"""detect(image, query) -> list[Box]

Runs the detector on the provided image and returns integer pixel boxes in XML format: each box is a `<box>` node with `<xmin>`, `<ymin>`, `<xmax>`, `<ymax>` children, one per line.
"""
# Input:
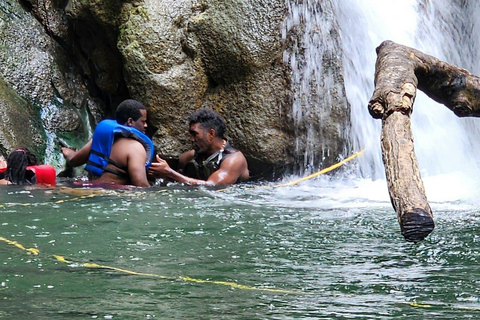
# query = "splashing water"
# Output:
<box><xmin>282</xmin><ymin>0</ymin><xmax>344</xmax><ymax>173</ymax></box>
<box><xmin>333</xmin><ymin>0</ymin><xmax>419</xmax><ymax>180</ymax></box>
<box><xmin>285</xmin><ymin>0</ymin><xmax>480</xmax><ymax>203</ymax></box>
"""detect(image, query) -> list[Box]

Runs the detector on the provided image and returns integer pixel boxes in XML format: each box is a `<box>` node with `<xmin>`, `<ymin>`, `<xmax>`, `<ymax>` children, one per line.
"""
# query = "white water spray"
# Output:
<box><xmin>285</xmin><ymin>0</ymin><xmax>480</xmax><ymax>203</ymax></box>
<box><xmin>333</xmin><ymin>0</ymin><xmax>419</xmax><ymax>180</ymax></box>
<box><xmin>337</xmin><ymin>1</ymin><xmax>480</xmax><ymax>202</ymax></box>
<box><xmin>282</xmin><ymin>0</ymin><xmax>345</xmax><ymax>173</ymax></box>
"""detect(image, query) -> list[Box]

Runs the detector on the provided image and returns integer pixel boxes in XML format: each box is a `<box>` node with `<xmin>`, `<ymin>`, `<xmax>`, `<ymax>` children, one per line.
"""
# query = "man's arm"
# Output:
<box><xmin>149</xmin><ymin>153</ymin><xmax>248</xmax><ymax>186</ymax></box>
<box><xmin>0</xmin><ymin>155</ymin><xmax>6</xmax><ymax>170</ymax></box>
<box><xmin>61</xmin><ymin>140</ymin><xmax>92</xmax><ymax>167</ymax></box>
<box><xmin>205</xmin><ymin>152</ymin><xmax>249</xmax><ymax>185</ymax></box>
<box><xmin>127</xmin><ymin>142</ymin><xmax>151</xmax><ymax>187</ymax></box>
<box><xmin>149</xmin><ymin>157</ymin><xmax>211</xmax><ymax>186</ymax></box>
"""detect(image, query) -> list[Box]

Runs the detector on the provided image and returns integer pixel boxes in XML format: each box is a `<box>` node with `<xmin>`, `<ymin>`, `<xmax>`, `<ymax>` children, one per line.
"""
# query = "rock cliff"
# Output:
<box><xmin>0</xmin><ymin>0</ymin><xmax>349</xmax><ymax>178</ymax></box>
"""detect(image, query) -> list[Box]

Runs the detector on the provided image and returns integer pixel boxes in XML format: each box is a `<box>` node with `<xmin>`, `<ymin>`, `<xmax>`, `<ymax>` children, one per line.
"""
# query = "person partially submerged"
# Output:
<box><xmin>61</xmin><ymin>99</ymin><xmax>154</xmax><ymax>187</ymax></box>
<box><xmin>0</xmin><ymin>148</ymin><xmax>56</xmax><ymax>186</ymax></box>
<box><xmin>149</xmin><ymin>109</ymin><xmax>249</xmax><ymax>186</ymax></box>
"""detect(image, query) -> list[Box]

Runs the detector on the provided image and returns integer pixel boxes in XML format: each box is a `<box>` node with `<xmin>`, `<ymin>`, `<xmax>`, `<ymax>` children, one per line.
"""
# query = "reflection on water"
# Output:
<box><xmin>1</xmin><ymin>180</ymin><xmax>480</xmax><ymax>319</ymax></box>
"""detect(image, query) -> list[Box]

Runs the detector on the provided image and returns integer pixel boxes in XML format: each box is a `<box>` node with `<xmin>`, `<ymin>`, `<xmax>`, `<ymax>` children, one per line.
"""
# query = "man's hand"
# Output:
<box><xmin>61</xmin><ymin>147</ymin><xmax>76</xmax><ymax>162</ymax></box>
<box><xmin>61</xmin><ymin>140</ymin><xmax>92</xmax><ymax>167</ymax></box>
<box><xmin>148</xmin><ymin>155</ymin><xmax>172</xmax><ymax>178</ymax></box>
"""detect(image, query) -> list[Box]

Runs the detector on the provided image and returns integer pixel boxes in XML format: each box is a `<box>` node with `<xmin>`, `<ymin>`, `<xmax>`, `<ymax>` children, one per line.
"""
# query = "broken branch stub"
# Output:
<box><xmin>370</xmin><ymin>40</ymin><xmax>480</xmax><ymax>118</ymax></box>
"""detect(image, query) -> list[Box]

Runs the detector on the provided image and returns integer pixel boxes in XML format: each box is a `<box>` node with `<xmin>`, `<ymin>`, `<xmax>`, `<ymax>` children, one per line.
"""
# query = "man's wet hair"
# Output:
<box><xmin>116</xmin><ymin>99</ymin><xmax>147</xmax><ymax>124</ymax></box>
<box><xmin>188</xmin><ymin>109</ymin><xmax>226</xmax><ymax>138</ymax></box>
<box><xmin>5</xmin><ymin>148</ymin><xmax>38</xmax><ymax>185</ymax></box>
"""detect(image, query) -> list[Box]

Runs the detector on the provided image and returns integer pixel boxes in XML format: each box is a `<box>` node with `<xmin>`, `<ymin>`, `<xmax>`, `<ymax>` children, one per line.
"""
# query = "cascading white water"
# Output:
<box><xmin>41</xmin><ymin>99</ymin><xmax>64</xmax><ymax>167</ymax></box>
<box><xmin>285</xmin><ymin>0</ymin><xmax>480</xmax><ymax>203</ymax></box>
<box><xmin>409</xmin><ymin>1</ymin><xmax>480</xmax><ymax>182</ymax></box>
<box><xmin>282</xmin><ymin>0</ymin><xmax>344</xmax><ymax>173</ymax></box>
<box><xmin>333</xmin><ymin>0</ymin><xmax>420</xmax><ymax>180</ymax></box>
<box><xmin>341</xmin><ymin>1</ymin><xmax>480</xmax><ymax>200</ymax></box>
<box><xmin>41</xmin><ymin>96</ymin><xmax>93</xmax><ymax>170</ymax></box>
<box><xmin>339</xmin><ymin>1</ymin><xmax>480</xmax><ymax>201</ymax></box>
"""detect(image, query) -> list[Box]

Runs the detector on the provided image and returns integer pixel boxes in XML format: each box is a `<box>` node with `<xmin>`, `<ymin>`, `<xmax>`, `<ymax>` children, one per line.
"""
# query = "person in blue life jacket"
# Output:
<box><xmin>61</xmin><ymin>99</ymin><xmax>153</xmax><ymax>187</ymax></box>
<box><xmin>0</xmin><ymin>148</ymin><xmax>56</xmax><ymax>186</ymax></box>
<box><xmin>149</xmin><ymin>109</ymin><xmax>249</xmax><ymax>186</ymax></box>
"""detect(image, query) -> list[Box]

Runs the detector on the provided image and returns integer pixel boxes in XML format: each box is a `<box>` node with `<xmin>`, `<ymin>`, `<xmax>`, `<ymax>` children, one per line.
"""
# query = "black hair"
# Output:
<box><xmin>5</xmin><ymin>148</ymin><xmax>38</xmax><ymax>185</ymax></box>
<box><xmin>115</xmin><ymin>99</ymin><xmax>146</xmax><ymax>125</ymax></box>
<box><xmin>188</xmin><ymin>109</ymin><xmax>226</xmax><ymax>138</ymax></box>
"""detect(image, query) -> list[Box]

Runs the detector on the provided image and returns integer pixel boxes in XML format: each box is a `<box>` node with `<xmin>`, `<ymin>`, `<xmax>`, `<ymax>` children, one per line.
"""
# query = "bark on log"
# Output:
<box><xmin>368</xmin><ymin>40</ymin><xmax>480</xmax><ymax>242</ymax></box>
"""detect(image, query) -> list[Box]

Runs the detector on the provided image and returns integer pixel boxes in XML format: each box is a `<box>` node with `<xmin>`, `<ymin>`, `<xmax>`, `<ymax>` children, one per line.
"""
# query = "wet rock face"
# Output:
<box><xmin>115</xmin><ymin>0</ymin><xmax>296</xmax><ymax>172</ymax></box>
<box><xmin>187</xmin><ymin>0</ymin><xmax>286</xmax><ymax>85</ymax></box>
<box><xmin>0</xmin><ymin>0</ymin><xmax>350</xmax><ymax>177</ymax></box>
<box><xmin>0</xmin><ymin>0</ymin><xmax>55</xmax><ymax>108</ymax></box>
<box><xmin>0</xmin><ymin>0</ymin><xmax>58</xmax><ymax>158</ymax></box>
<box><xmin>0</xmin><ymin>77</ymin><xmax>45</xmax><ymax>157</ymax></box>
<box><xmin>0</xmin><ymin>0</ymin><xmax>102</xmax><ymax>159</ymax></box>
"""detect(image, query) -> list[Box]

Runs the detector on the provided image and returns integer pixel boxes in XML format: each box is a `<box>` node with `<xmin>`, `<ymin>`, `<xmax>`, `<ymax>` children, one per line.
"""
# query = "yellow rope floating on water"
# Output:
<box><xmin>1</xmin><ymin>236</ymin><xmax>303</xmax><ymax>294</ymax></box>
<box><xmin>273</xmin><ymin>149</ymin><xmax>365</xmax><ymax>188</ymax></box>
<box><xmin>0</xmin><ymin>150</ymin><xmax>365</xmax><ymax>205</ymax></box>
<box><xmin>0</xmin><ymin>193</ymin><xmax>98</xmax><ymax>209</ymax></box>
<box><xmin>0</xmin><ymin>187</ymin><xmax>167</xmax><ymax>209</ymax></box>
<box><xmin>0</xmin><ymin>149</ymin><xmax>364</xmax><ymax>294</ymax></box>
<box><xmin>0</xmin><ymin>237</ymin><xmax>39</xmax><ymax>255</ymax></box>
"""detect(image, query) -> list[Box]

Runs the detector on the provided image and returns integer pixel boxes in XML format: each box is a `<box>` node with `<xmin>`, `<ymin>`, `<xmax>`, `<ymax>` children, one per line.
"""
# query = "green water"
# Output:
<box><xmin>1</xmin><ymin>180</ymin><xmax>480</xmax><ymax>319</ymax></box>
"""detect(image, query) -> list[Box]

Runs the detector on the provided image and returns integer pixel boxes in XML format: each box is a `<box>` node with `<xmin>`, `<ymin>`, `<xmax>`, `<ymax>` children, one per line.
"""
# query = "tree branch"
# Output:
<box><xmin>366</xmin><ymin>40</ymin><xmax>480</xmax><ymax>241</ymax></box>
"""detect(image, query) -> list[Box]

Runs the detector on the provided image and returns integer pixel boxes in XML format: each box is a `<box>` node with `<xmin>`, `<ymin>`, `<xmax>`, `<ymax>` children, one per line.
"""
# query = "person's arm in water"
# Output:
<box><xmin>61</xmin><ymin>140</ymin><xmax>92</xmax><ymax>167</ymax></box>
<box><xmin>149</xmin><ymin>153</ymin><xmax>249</xmax><ymax>186</ymax></box>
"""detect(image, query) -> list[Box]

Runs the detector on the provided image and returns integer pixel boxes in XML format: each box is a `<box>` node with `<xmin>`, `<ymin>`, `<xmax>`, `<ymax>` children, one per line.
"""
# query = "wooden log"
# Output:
<box><xmin>369</xmin><ymin>40</ymin><xmax>480</xmax><ymax>120</ymax></box>
<box><xmin>381</xmin><ymin>110</ymin><xmax>434</xmax><ymax>242</ymax></box>
<box><xmin>367</xmin><ymin>40</ymin><xmax>480</xmax><ymax>242</ymax></box>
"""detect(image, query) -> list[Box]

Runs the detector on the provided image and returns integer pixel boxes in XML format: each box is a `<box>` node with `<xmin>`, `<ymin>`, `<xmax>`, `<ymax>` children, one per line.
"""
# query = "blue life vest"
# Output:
<box><xmin>84</xmin><ymin>120</ymin><xmax>154</xmax><ymax>177</ymax></box>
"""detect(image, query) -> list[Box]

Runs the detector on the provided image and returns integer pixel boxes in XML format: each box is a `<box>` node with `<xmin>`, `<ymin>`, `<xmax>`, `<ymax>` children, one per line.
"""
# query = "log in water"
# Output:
<box><xmin>369</xmin><ymin>40</ymin><xmax>480</xmax><ymax>242</ymax></box>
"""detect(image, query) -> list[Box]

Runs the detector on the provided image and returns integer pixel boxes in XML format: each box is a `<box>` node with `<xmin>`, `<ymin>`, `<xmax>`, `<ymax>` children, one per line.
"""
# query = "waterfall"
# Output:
<box><xmin>336</xmin><ymin>1</ymin><xmax>480</xmax><ymax>191</ymax></box>
<box><xmin>285</xmin><ymin>0</ymin><xmax>480</xmax><ymax>200</ymax></box>
<box><xmin>410</xmin><ymin>1</ymin><xmax>480</xmax><ymax>180</ymax></box>
<box><xmin>333</xmin><ymin>0</ymin><xmax>420</xmax><ymax>180</ymax></box>
<box><xmin>282</xmin><ymin>0</ymin><xmax>346</xmax><ymax>174</ymax></box>
<box><xmin>41</xmin><ymin>101</ymin><xmax>62</xmax><ymax>166</ymax></box>
<box><xmin>41</xmin><ymin>96</ymin><xmax>93</xmax><ymax>171</ymax></box>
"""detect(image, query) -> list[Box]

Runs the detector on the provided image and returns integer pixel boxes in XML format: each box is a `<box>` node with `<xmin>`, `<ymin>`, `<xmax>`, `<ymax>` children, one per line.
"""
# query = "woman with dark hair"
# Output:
<box><xmin>0</xmin><ymin>149</ymin><xmax>56</xmax><ymax>186</ymax></box>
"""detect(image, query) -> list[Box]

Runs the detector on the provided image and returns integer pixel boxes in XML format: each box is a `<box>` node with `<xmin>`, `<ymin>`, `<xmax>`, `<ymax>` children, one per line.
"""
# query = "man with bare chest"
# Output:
<box><xmin>62</xmin><ymin>99</ymin><xmax>154</xmax><ymax>187</ymax></box>
<box><xmin>149</xmin><ymin>109</ymin><xmax>249</xmax><ymax>186</ymax></box>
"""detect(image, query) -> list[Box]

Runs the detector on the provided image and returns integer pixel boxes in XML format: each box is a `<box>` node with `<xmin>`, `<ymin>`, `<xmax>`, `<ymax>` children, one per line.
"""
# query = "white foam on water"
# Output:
<box><xmin>331</xmin><ymin>0</ymin><xmax>480</xmax><ymax>205</ymax></box>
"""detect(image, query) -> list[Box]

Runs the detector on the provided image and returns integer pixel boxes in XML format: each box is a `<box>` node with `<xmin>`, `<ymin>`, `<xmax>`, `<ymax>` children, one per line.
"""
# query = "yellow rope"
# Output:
<box><xmin>0</xmin><ymin>150</ymin><xmax>364</xmax><ymax>294</ymax></box>
<box><xmin>0</xmin><ymin>150</ymin><xmax>365</xmax><ymax>203</ymax></box>
<box><xmin>0</xmin><ymin>237</ymin><xmax>39</xmax><ymax>255</ymax></box>
<box><xmin>273</xmin><ymin>149</ymin><xmax>365</xmax><ymax>188</ymax></box>
<box><xmin>2</xmin><ymin>236</ymin><xmax>303</xmax><ymax>294</ymax></box>
<box><xmin>0</xmin><ymin>193</ymin><xmax>98</xmax><ymax>209</ymax></box>
<box><xmin>215</xmin><ymin>149</ymin><xmax>365</xmax><ymax>192</ymax></box>
<box><xmin>0</xmin><ymin>188</ymin><xmax>168</xmax><ymax>208</ymax></box>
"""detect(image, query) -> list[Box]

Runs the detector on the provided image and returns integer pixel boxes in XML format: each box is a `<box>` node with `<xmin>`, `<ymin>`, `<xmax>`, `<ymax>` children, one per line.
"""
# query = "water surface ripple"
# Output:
<box><xmin>1</xmin><ymin>183</ymin><xmax>479</xmax><ymax>319</ymax></box>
